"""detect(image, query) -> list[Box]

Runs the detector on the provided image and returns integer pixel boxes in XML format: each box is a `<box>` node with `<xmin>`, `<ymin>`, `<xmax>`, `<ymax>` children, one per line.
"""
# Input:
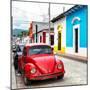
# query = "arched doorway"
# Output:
<box><xmin>57</xmin><ymin>24</ymin><xmax>63</xmax><ymax>51</ymax></box>
<box><xmin>72</xmin><ymin>17</ymin><xmax>80</xmax><ymax>53</ymax></box>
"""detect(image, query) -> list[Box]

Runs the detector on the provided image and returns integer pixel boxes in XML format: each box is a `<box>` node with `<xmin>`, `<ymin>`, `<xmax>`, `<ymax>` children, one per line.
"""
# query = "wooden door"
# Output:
<box><xmin>58</xmin><ymin>32</ymin><xmax>61</xmax><ymax>50</ymax></box>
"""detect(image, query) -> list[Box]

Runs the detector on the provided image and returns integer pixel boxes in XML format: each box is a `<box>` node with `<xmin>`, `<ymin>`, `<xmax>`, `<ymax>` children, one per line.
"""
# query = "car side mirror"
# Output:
<box><xmin>51</xmin><ymin>47</ymin><xmax>53</xmax><ymax>51</ymax></box>
<box><xmin>23</xmin><ymin>51</ymin><xmax>27</xmax><ymax>56</ymax></box>
<box><xmin>51</xmin><ymin>47</ymin><xmax>54</xmax><ymax>54</ymax></box>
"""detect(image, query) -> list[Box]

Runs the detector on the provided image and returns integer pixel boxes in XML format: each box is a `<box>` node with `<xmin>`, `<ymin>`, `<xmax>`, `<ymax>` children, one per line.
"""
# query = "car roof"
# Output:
<box><xmin>25</xmin><ymin>43</ymin><xmax>51</xmax><ymax>47</ymax></box>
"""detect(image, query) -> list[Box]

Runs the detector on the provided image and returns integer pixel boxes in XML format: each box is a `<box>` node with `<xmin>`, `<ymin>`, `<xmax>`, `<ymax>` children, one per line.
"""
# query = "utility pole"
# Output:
<box><xmin>48</xmin><ymin>2</ymin><xmax>51</xmax><ymax>45</ymax></box>
<box><xmin>63</xmin><ymin>6</ymin><xmax>65</xmax><ymax>12</ymax></box>
<box><xmin>36</xmin><ymin>24</ymin><xmax>38</xmax><ymax>43</ymax></box>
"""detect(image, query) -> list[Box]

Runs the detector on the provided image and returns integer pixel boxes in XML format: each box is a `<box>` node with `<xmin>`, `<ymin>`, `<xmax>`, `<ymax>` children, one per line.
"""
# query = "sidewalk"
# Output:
<box><xmin>56</xmin><ymin>52</ymin><xmax>88</xmax><ymax>63</ymax></box>
<box><xmin>11</xmin><ymin>56</ymin><xmax>17</xmax><ymax>89</ymax></box>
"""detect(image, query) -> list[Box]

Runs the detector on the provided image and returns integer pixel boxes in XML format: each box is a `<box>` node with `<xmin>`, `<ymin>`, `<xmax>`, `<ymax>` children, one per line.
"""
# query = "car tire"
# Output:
<box><xmin>13</xmin><ymin>55</ymin><xmax>18</xmax><ymax>70</ymax></box>
<box><xmin>24</xmin><ymin>77</ymin><xmax>30</xmax><ymax>85</ymax></box>
<box><xmin>57</xmin><ymin>74</ymin><xmax>64</xmax><ymax>79</ymax></box>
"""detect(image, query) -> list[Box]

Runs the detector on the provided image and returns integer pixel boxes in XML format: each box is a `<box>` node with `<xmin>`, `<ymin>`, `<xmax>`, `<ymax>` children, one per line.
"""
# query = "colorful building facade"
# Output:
<box><xmin>52</xmin><ymin>5</ymin><xmax>88</xmax><ymax>57</ymax></box>
<box><xmin>30</xmin><ymin>21</ymin><xmax>54</xmax><ymax>46</ymax></box>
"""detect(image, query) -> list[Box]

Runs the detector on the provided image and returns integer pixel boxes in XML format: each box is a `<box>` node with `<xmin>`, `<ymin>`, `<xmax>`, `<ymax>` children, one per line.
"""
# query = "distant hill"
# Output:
<box><xmin>12</xmin><ymin>28</ymin><xmax>28</xmax><ymax>37</ymax></box>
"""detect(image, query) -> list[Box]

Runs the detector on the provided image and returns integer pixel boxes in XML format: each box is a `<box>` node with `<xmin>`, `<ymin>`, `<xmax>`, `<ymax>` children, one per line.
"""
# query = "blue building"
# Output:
<box><xmin>52</xmin><ymin>5</ymin><xmax>88</xmax><ymax>57</ymax></box>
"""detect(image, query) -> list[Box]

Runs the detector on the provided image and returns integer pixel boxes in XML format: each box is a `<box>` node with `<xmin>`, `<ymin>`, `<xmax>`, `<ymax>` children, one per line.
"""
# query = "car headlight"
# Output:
<box><xmin>57</xmin><ymin>64</ymin><xmax>62</xmax><ymax>69</ymax></box>
<box><xmin>30</xmin><ymin>68</ymin><xmax>36</xmax><ymax>74</ymax></box>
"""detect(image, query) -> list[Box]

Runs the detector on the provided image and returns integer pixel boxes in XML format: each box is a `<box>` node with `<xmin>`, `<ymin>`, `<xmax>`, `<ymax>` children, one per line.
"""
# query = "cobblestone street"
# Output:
<box><xmin>12</xmin><ymin>56</ymin><xmax>87</xmax><ymax>89</ymax></box>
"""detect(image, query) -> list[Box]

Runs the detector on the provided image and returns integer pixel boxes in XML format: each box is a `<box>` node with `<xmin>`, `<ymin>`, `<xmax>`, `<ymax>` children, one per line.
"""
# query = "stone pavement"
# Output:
<box><xmin>56</xmin><ymin>53</ymin><xmax>88</xmax><ymax>63</ymax></box>
<box><xmin>15</xmin><ymin>57</ymin><xmax>87</xmax><ymax>89</ymax></box>
<box><xmin>11</xmin><ymin>52</ymin><xmax>87</xmax><ymax>89</ymax></box>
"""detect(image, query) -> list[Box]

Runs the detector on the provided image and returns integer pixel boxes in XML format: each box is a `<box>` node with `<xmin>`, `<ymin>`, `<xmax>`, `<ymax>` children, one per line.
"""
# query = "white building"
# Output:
<box><xmin>52</xmin><ymin>17</ymin><xmax>66</xmax><ymax>53</ymax></box>
<box><xmin>31</xmin><ymin>21</ymin><xmax>54</xmax><ymax>46</ymax></box>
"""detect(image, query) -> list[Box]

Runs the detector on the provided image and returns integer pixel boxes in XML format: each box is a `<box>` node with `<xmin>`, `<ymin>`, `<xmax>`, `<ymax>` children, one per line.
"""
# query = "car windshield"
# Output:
<box><xmin>29</xmin><ymin>45</ymin><xmax>52</xmax><ymax>55</ymax></box>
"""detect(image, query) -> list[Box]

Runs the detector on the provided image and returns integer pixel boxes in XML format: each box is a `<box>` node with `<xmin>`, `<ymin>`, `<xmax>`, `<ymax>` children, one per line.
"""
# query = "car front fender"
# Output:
<box><xmin>24</xmin><ymin>63</ymin><xmax>35</xmax><ymax>74</ymax></box>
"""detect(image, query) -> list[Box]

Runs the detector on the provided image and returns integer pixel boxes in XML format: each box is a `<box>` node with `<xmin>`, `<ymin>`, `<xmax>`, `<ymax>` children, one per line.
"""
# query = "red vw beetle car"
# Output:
<box><xmin>18</xmin><ymin>43</ymin><xmax>65</xmax><ymax>85</ymax></box>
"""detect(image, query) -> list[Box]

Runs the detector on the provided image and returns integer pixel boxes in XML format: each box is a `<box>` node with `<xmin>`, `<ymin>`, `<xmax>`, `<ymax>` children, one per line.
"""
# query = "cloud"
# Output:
<box><xmin>12</xmin><ymin>1</ymin><xmax>74</xmax><ymax>30</ymax></box>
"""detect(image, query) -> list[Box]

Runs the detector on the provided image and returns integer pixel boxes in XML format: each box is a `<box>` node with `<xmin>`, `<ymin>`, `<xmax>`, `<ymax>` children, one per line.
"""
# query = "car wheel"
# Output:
<box><xmin>14</xmin><ymin>60</ymin><xmax>18</xmax><ymax>70</ymax></box>
<box><xmin>57</xmin><ymin>74</ymin><xmax>64</xmax><ymax>79</ymax></box>
<box><xmin>24</xmin><ymin>77</ymin><xmax>30</xmax><ymax>85</ymax></box>
<box><xmin>13</xmin><ymin>55</ymin><xmax>18</xmax><ymax>70</ymax></box>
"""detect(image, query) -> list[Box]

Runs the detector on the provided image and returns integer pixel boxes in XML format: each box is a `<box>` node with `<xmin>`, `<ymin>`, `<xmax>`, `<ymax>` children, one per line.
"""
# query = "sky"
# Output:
<box><xmin>12</xmin><ymin>1</ymin><xmax>74</xmax><ymax>30</ymax></box>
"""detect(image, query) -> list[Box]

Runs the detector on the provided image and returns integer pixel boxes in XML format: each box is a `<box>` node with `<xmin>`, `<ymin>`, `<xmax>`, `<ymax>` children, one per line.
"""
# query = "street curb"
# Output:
<box><xmin>12</xmin><ymin>65</ymin><xmax>17</xmax><ymax>89</ymax></box>
<box><xmin>12</xmin><ymin>56</ymin><xmax>17</xmax><ymax>89</ymax></box>
<box><xmin>56</xmin><ymin>53</ymin><xmax>88</xmax><ymax>63</ymax></box>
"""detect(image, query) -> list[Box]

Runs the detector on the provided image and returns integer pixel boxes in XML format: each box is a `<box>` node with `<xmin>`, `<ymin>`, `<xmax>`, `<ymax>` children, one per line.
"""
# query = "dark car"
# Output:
<box><xmin>13</xmin><ymin>43</ymin><xmax>24</xmax><ymax>70</ymax></box>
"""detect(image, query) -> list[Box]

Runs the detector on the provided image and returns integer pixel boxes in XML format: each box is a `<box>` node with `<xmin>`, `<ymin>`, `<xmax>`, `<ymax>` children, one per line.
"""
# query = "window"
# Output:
<box><xmin>29</xmin><ymin>45</ymin><xmax>52</xmax><ymax>55</ymax></box>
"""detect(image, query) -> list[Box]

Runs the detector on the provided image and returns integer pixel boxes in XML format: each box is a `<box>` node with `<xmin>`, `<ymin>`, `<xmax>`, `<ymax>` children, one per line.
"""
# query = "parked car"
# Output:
<box><xmin>12</xmin><ymin>43</ymin><xmax>17</xmax><ymax>53</ymax></box>
<box><xmin>18</xmin><ymin>43</ymin><xmax>65</xmax><ymax>85</ymax></box>
<box><xmin>13</xmin><ymin>43</ymin><xmax>24</xmax><ymax>70</ymax></box>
